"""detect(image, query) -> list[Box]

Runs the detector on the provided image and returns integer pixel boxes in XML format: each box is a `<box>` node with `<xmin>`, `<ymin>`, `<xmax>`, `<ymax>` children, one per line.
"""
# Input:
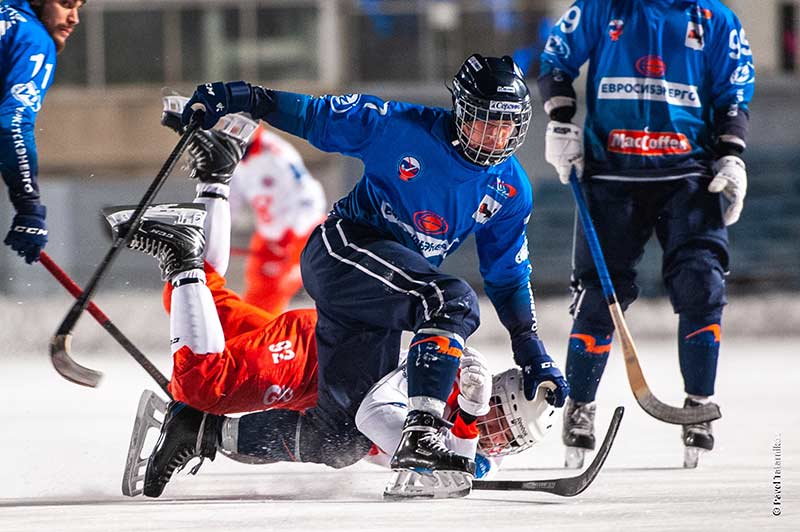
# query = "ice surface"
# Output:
<box><xmin>1</xmin><ymin>335</ymin><xmax>796</xmax><ymax>532</ymax></box>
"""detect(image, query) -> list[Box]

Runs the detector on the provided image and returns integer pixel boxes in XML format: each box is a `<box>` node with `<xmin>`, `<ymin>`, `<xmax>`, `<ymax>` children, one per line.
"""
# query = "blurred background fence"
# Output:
<box><xmin>1</xmin><ymin>0</ymin><xmax>799</xmax><ymax>301</ymax></box>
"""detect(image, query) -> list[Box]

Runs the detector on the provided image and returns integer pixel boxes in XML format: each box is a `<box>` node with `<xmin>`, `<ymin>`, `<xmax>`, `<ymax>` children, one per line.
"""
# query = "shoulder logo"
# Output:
<box><xmin>489</xmin><ymin>178</ymin><xmax>517</xmax><ymax>198</ymax></box>
<box><xmin>398</xmin><ymin>156</ymin><xmax>422</xmax><ymax>181</ymax></box>
<box><xmin>473</xmin><ymin>195</ymin><xmax>503</xmax><ymax>224</ymax></box>
<box><xmin>330</xmin><ymin>94</ymin><xmax>361</xmax><ymax>113</ymax></box>
<box><xmin>685</xmin><ymin>21</ymin><xmax>705</xmax><ymax>50</ymax></box>
<box><xmin>608</xmin><ymin>19</ymin><xmax>624</xmax><ymax>41</ymax></box>
<box><xmin>413</xmin><ymin>211</ymin><xmax>449</xmax><ymax>235</ymax></box>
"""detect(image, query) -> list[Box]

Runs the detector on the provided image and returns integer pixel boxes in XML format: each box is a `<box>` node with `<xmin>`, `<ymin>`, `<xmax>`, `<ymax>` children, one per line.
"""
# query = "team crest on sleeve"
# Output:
<box><xmin>11</xmin><ymin>82</ymin><xmax>42</xmax><ymax>111</ymax></box>
<box><xmin>473</xmin><ymin>195</ymin><xmax>503</xmax><ymax>224</ymax></box>
<box><xmin>330</xmin><ymin>94</ymin><xmax>361</xmax><ymax>113</ymax></box>
<box><xmin>608</xmin><ymin>19</ymin><xmax>624</xmax><ymax>41</ymax></box>
<box><xmin>398</xmin><ymin>156</ymin><xmax>422</xmax><ymax>181</ymax></box>
<box><xmin>544</xmin><ymin>35</ymin><xmax>570</xmax><ymax>59</ymax></box>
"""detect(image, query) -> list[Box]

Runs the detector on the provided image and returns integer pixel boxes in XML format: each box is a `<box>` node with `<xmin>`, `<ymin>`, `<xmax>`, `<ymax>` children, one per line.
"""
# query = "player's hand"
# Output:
<box><xmin>181</xmin><ymin>81</ymin><xmax>254</xmax><ymax>129</ymax></box>
<box><xmin>709</xmin><ymin>155</ymin><xmax>747</xmax><ymax>226</ymax></box>
<box><xmin>4</xmin><ymin>205</ymin><xmax>47</xmax><ymax>264</ymax></box>
<box><xmin>545</xmin><ymin>120</ymin><xmax>583</xmax><ymax>184</ymax></box>
<box><xmin>514</xmin><ymin>338</ymin><xmax>569</xmax><ymax>407</ymax></box>
<box><xmin>457</xmin><ymin>346</ymin><xmax>491</xmax><ymax>416</ymax></box>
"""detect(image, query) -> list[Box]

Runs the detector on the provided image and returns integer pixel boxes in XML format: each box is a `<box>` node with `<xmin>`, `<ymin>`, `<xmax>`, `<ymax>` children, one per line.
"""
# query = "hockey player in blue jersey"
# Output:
<box><xmin>1</xmin><ymin>0</ymin><xmax>84</xmax><ymax>264</ymax></box>
<box><xmin>148</xmin><ymin>54</ymin><xmax>569</xmax><ymax>499</ymax></box>
<box><xmin>537</xmin><ymin>0</ymin><xmax>754</xmax><ymax>468</ymax></box>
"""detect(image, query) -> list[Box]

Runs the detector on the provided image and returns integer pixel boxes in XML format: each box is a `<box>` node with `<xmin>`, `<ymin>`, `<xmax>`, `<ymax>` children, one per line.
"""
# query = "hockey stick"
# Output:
<box><xmin>40</xmin><ymin>252</ymin><xmax>172</xmax><ymax>396</ymax></box>
<box><xmin>568</xmin><ymin>167</ymin><xmax>721</xmax><ymax>425</ymax></box>
<box><xmin>49</xmin><ymin>114</ymin><xmax>202</xmax><ymax>388</ymax></box>
<box><xmin>474</xmin><ymin>406</ymin><xmax>624</xmax><ymax>496</ymax></box>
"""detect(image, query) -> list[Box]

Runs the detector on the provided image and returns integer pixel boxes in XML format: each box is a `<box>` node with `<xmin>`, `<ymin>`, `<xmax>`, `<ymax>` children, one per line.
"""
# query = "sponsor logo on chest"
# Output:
<box><xmin>607</xmin><ymin>129</ymin><xmax>691</xmax><ymax>156</ymax></box>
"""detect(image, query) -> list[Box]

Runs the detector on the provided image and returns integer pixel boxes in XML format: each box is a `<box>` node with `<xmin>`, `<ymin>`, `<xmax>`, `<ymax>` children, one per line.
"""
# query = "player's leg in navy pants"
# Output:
<box><xmin>236</xmin><ymin>216</ymin><xmax>479</xmax><ymax>467</ymax></box>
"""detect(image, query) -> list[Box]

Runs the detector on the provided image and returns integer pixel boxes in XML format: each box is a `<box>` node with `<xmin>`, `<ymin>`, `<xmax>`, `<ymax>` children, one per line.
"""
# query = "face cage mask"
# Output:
<box><xmin>476</xmin><ymin>396</ymin><xmax>534</xmax><ymax>457</ymax></box>
<box><xmin>454</xmin><ymin>98</ymin><xmax>531</xmax><ymax>166</ymax></box>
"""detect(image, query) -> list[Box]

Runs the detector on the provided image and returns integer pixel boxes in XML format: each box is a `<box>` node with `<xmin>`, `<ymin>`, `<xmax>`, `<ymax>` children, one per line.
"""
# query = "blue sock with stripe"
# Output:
<box><xmin>406</xmin><ymin>330</ymin><xmax>463</xmax><ymax>409</ymax></box>
<box><xmin>565</xmin><ymin>329</ymin><xmax>613</xmax><ymax>403</ymax></box>
<box><xmin>679</xmin><ymin>312</ymin><xmax>722</xmax><ymax>397</ymax></box>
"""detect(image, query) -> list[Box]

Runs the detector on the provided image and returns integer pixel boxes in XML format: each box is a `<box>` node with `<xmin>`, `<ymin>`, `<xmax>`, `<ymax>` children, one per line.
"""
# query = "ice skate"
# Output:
<box><xmin>142</xmin><ymin>401</ymin><xmax>222</xmax><ymax>498</ymax></box>
<box><xmin>162</xmin><ymin>91</ymin><xmax>257</xmax><ymax>184</ymax></box>
<box><xmin>682</xmin><ymin>397</ymin><xmax>715</xmax><ymax>468</ymax></box>
<box><xmin>563</xmin><ymin>398</ymin><xmax>596</xmax><ymax>469</ymax></box>
<box><xmin>385</xmin><ymin>410</ymin><xmax>475</xmax><ymax>499</ymax></box>
<box><xmin>103</xmin><ymin>203</ymin><xmax>206</xmax><ymax>280</ymax></box>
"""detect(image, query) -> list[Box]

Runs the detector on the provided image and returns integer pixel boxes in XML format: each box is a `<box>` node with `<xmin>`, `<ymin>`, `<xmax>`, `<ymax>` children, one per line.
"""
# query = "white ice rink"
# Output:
<box><xmin>0</xmin><ymin>294</ymin><xmax>796</xmax><ymax>531</ymax></box>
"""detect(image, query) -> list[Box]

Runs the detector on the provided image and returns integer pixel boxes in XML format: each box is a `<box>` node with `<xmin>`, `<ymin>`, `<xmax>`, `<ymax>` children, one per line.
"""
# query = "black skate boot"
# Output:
<box><xmin>143</xmin><ymin>401</ymin><xmax>222</xmax><ymax>498</ymax></box>
<box><xmin>162</xmin><ymin>92</ymin><xmax>257</xmax><ymax>184</ymax></box>
<box><xmin>385</xmin><ymin>410</ymin><xmax>475</xmax><ymax>499</ymax></box>
<box><xmin>682</xmin><ymin>397</ymin><xmax>715</xmax><ymax>468</ymax></box>
<box><xmin>563</xmin><ymin>398</ymin><xmax>596</xmax><ymax>469</ymax></box>
<box><xmin>103</xmin><ymin>203</ymin><xmax>206</xmax><ymax>280</ymax></box>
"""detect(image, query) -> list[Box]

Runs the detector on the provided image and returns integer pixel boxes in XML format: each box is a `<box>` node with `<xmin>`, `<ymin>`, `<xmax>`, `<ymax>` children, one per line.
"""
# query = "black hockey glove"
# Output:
<box><xmin>4</xmin><ymin>204</ymin><xmax>47</xmax><ymax>264</ymax></box>
<box><xmin>513</xmin><ymin>337</ymin><xmax>569</xmax><ymax>407</ymax></box>
<box><xmin>162</xmin><ymin>93</ymin><xmax>255</xmax><ymax>184</ymax></box>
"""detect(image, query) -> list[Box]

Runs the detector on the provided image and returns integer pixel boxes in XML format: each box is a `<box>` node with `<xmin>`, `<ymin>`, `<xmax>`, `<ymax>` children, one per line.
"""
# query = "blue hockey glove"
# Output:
<box><xmin>182</xmin><ymin>81</ymin><xmax>255</xmax><ymax>129</ymax></box>
<box><xmin>514</xmin><ymin>337</ymin><xmax>569</xmax><ymax>407</ymax></box>
<box><xmin>4</xmin><ymin>205</ymin><xmax>48</xmax><ymax>264</ymax></box>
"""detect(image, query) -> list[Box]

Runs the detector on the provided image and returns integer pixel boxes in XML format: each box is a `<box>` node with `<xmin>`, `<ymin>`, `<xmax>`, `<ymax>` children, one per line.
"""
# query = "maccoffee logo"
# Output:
<box><xmin>635</xmin><ymin>55</ymin><xmax>666</xmax><ymax>77</ymax></box>
<box><xmin>607</xmin><ymin>129</ymin><xmax>691</xmax><ymax>156</ymax></box>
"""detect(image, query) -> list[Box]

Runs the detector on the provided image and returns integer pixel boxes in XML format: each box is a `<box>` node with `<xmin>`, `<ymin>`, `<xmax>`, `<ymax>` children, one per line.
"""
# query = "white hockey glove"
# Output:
<box><xmin>545</xmin><ymin>120</ymin><xmax>584</xmax><ymax>184</ymax></box>
<box><xmin>457</xmin><ymin>347</ymin><xmax>491</xmax><ymax>417</ymax></box>
<box><xmin>709</xmin><ymin>155</ymin><xmax>747</xmax><ymax>226</ymax></box>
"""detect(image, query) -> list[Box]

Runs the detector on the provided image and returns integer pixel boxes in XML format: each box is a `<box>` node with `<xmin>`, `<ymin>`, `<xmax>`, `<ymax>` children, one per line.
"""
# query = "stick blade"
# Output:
<box><xmin>635</xmin><ymin>391</ymin><xmax>721</xmax><ymax>425</ymax></box>
<box><xmin>49</xmin><ymin>334</ymin><xmax>103</xmax><ymax>388</ymax></box>
<box><xmin>473</xmin><ymin>406</ymin><xmax>624</xmax><ymax>497</ymax></box>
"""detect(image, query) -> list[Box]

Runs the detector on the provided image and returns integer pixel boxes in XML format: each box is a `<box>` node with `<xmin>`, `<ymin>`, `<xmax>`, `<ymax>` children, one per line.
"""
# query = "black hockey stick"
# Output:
<box><xmin>49</xmin><ymin>113</ymin><xmax>202</xmax><ymax>388</ymax></box>
<box><xmin>473</xmin><ymin>406</ymin><xmax>624</xmax><ymax>496</ymax></box>
<box><xmin>40</xmin><ymin>252</ymin><xmax>172</xmax><ymax>396</ymax></box>
<box><xmin>568</xmin><ymin>167</ymin><xmax>721</xmax><ymax>425</ymax></box>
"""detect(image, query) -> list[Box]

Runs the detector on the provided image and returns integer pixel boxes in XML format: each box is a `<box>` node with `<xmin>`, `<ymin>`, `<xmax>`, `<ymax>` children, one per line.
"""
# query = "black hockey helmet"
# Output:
<box><xmin>450</xmin><ymin>54</ymin><xmax>532</xmax><ymax>166</ymax></box>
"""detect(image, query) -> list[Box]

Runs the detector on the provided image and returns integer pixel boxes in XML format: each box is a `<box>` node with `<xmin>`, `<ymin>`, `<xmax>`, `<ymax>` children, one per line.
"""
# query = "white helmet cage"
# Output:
<box><xmin>476</xmin><ymin>368</ymin><xmax>556</xmax><ymax>457</ymax></box>
<box><xmin>451</xmin><ymin>54</ymin><xmax>532</xmax><ymax>166</ymax></box>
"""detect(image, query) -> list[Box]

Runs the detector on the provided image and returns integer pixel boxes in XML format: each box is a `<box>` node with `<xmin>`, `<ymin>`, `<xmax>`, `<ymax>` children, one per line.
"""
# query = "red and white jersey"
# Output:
<box><xmin>230</xmin><ymin>127</ymin><xmax>327</xmax><ymax>242</ymax></box>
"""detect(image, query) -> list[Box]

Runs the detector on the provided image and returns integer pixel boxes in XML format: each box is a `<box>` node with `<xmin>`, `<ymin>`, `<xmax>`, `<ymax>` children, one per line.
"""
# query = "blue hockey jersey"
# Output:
<box><xmin>264</xmin><ymin>91</ymin><xmax>540</xmax><ymax>339</ymax></box>
<box><xmin>539</xmin><ymin>0</ymin><xmax>755</xmax><ymax>180</ymax></box>
<box><xmin>0</xmin><ymin>0</ymin><xmax>56</xmax><ymax>211</ymax></box>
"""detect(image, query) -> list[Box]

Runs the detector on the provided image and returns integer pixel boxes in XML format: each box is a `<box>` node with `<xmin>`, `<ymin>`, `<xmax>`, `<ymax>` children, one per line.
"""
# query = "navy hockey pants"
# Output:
<box><xmin>237</xmin><ymin>216</ymin><xmax>480</xmax><ymax>467</ymax></box>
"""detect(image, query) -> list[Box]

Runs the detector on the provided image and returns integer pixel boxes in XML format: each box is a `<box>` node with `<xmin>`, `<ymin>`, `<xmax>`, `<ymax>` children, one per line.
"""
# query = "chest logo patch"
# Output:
<box><xmin>413</xmin><ymin>211</ymin><xmax>448</xmax><ymax>235</ymax></box>
<box><xmin>398</xmin><ymin>156</ymin><xmax>422</xmax><ymax>181</ymax></box>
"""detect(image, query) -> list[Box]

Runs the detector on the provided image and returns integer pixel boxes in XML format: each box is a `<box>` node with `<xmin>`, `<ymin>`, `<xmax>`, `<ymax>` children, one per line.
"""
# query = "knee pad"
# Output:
<box><xmin>664</xmin><ymin>247</ymin><xmax>727</xmax><ymax>314</ymax></box>
<box><xmin>427</xmin><ymin>277</ymin><xmax>480</xmax><ymax>339</ymax></box>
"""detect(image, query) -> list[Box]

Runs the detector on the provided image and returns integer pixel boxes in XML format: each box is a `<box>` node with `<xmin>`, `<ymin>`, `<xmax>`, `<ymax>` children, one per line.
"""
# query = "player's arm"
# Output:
<box><xmin>178</xmin><ymin>82</ymin><xmax>389</xmax><ymax>159</ymax></box>
<box><xmin>705</xmin><ymin>11</ymin><xmax>755</xmax><ymax>225</ymax></box>
<box><xmin>537</xmin><ymin>0</ymin><xmax>605</xmax><ymax>182</ymax></box>
<box><xmin>0</xmin><ymin>28</ymin><xmax>56</xmax><ymax>263</ymax></box>
<box><xmin>476</xmin><ymin>192</ymin><xmax>569</xmax><ymax>407</ymax></box>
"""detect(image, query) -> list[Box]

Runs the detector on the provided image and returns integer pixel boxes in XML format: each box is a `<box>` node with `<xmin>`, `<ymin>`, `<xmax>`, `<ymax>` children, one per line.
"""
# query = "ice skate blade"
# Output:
<box><xmin>683</xmin><ymin>446</ymin><xmax>707</xmax><ymax>469</ymax></box>
<box><xmin>383</xmin><ymin>469</ymin><xmax>472</xmax><ymax>500</ymax></box>
<box><xmin>122</xmin><ymin>390</ymin><xmax>168</xmax><ymax>496</ymax></box>
<box><xmin>565</xmin><ymin>446</ymin><xmax>587</xmax><ymax>469</ymax></box>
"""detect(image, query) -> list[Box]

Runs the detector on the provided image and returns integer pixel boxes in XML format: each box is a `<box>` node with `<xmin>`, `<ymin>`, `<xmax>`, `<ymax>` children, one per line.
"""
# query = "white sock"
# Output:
<box><xmin>195</xmin><ymin>183</ymin><xmax>231</xmax><ymax>276</ymax></box>
<box><xmin>408</xmin><ymin>396</ymin><xmax>446</xmax><ymax>418</ymax></box>
<box><xmin>170</xmin><ymin>269</ymin><xmax>225</xmax><ymax>355</ymax></box>
<box><xmin>688</xmin><ymin>394</ymin><xmax>711</xmax><ymax>404</ymax></box>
